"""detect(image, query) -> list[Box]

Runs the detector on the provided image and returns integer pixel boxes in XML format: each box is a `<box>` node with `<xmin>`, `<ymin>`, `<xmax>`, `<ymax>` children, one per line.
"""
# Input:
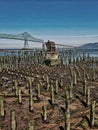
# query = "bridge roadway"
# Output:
<box><xmin>0</xmin><ymin>32</ymin><xmax>76</xmax><ymax>49</ymax></box>
<box><xmin>0</xmin><ymin>32</ymin><xmax>44</xmax><ymax>48</ymax></box>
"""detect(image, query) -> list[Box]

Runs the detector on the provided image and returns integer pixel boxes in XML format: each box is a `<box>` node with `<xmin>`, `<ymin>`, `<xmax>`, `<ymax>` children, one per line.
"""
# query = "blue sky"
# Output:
<box><xmin>0</xmin><ymin>0</ymin><xmax>98</xmax><ymax>48</ymax></box>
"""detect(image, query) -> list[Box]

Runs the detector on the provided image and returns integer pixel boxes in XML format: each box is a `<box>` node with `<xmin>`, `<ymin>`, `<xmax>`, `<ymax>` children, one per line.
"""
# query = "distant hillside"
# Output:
<box><xmin>79</xmin><ymin>42</ymin><xmax>98</xmax><ymax>49</ymax></box>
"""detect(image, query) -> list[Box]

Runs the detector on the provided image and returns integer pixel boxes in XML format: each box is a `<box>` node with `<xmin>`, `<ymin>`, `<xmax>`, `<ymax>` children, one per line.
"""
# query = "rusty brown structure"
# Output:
<box><xmin>44</xmin><ymin>40</ymin><xmax>59</xmax><ymax>65</ymax></box>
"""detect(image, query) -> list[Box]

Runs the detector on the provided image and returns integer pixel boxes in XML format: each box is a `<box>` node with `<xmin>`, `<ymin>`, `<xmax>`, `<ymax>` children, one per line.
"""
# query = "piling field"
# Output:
<box><xmin>0</xmin><ymin>54</ymin><xmax>98</xmax><ymax>130</ymax></box>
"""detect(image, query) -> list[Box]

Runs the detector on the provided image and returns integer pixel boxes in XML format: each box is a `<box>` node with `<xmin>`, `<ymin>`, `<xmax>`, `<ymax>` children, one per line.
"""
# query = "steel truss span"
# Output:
<box><xmin>0</xmin><ymin>32</ymin><xmax>44</xmax><ymax>48</ymax></box>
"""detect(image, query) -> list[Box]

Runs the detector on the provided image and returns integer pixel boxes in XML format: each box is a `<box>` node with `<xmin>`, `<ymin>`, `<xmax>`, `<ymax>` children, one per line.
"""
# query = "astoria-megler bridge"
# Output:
<box><xmin>0</xmin><ymin>32</ymin><xmax>44</xmax><ymax>48</ymax></box>
<box><xmin>0</xmin><ymin>32</ymin><xmax>75</xmax><ymax>49</ymax></box>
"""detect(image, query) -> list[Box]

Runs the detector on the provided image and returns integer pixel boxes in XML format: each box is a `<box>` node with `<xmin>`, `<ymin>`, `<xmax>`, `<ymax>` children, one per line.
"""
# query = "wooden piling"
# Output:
<box><xmin>65</xmin><ymin>110</ymin><xmax>70</xmax><ymax>130</ymax></box>
<box><xmin>28</xmin><ymin>122</ymin><xmax>34</xmax><ymax>130</ymax></box>
<box><xmin>86</xmin><ymin>86</ymin><xmax>90</xmax><ymax>106</ymax></box>
<box><xmin>11</xmin><ymin>109</ymin><xmax>16</xmax><ymax>130</ymax></box>
<box><xmin>0</xmin><ymin>96</ymin><xmax>5</xmax><ymax>117</ymax></box>
<box><xmin>90</xmin><ymin>100</ymin><xmax>96</xmax><ymax>127</ymax></box>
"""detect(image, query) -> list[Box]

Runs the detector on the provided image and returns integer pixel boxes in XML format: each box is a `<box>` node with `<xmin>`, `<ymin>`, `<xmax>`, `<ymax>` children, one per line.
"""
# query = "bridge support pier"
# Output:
<box><xmin>24</xmin><ymin>39</ymin><xmax>29</xmax><ymax>49</ymax></box>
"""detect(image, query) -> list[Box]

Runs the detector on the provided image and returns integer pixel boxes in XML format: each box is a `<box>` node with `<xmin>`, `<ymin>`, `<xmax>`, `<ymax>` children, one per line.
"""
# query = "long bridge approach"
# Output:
<box><xmin>0</xmin><ymin>32</ymin><xmax>44</xmax><ymax>48</ymax></box>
